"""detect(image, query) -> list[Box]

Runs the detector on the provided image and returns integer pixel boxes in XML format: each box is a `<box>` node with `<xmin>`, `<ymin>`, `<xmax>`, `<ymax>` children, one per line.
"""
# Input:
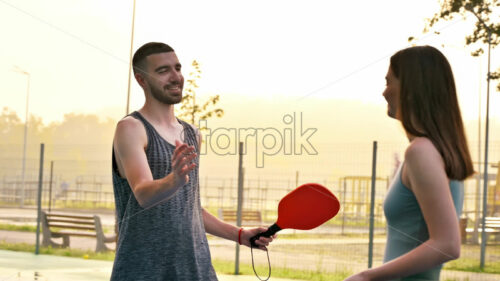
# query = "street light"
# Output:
<box><xmin>464</xmin><ymin>4</ymin><xmax>492</xmax><ymax>270</ymax></box>
<box><xmin>12</xmin><ymin>66</ymin><xmax>30</xmax><ymax>208</ymax></box>
<box><xmin>126</xmin><ymin>0</ymin><xmax>136</xmax><ymax>115</ymax></box>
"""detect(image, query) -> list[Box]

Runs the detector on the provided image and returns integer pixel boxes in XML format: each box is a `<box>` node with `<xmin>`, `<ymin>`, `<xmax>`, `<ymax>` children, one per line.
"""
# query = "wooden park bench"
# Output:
<box><xmin>41</xmin><ymin>210</ymin><xmax>116</xmax><ymax>252</ymax></box>
<box><xmin>460</xmin><ymin>163</ymin><xmax>500</xmax><ymax>244</ymax></box>
<box><xmin>462</xmin><ymin>216</ymin><xmax>500</xmax><ymax>244</ymax></box>
<box><xmin>218</xmin><ymin>208</ymin><xmax>263</xmax><ymax>227</ymax></box>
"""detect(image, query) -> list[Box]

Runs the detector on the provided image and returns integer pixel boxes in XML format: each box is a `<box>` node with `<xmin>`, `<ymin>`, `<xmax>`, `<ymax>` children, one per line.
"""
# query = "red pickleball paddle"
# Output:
<box><xmin>250</xmin><ymin>183</ymin><xmax>340</xmax><ymax>247</ymax></box>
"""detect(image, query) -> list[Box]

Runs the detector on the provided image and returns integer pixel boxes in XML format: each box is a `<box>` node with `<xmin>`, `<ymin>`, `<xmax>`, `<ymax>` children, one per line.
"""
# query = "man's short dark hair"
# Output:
<box><xmin>132</xmin><ymin>42</ymin><xmax>175</xmax><ymax>74</ymax></box>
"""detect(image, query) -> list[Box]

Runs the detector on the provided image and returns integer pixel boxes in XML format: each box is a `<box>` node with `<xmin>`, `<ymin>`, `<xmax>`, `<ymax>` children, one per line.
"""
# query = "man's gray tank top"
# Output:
<box><xmin>111</xmin><ymin>111</ymin><xmax>217</xmax><ymax>281</ymax></box>
<box><xmin>383</xmin><ymin>163</ymin><xmax>463</xmax><ymax>281</ymax></box>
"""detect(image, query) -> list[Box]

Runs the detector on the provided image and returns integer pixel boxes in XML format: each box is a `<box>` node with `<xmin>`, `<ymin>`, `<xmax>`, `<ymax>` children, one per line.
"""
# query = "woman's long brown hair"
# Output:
<box><xmin>390</xmin><ymin>46</ymin><xmax>474</xmax><ymax>180</ymax></box>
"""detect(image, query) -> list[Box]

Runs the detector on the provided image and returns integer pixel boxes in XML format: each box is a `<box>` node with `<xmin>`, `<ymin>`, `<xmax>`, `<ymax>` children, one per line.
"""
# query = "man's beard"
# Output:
<box><xmin>149</xmin><ymin>82</ymin><xmax>183</xmax><ymax>105</ymax></box>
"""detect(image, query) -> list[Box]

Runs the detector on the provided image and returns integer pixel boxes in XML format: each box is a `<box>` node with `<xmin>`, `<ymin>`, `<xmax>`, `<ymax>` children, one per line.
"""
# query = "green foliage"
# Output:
<box><xmin>0</xmin><ymin>241</ymin><xmax>115</xmax><ymax>261</ymax></box>
<box><xmin>425</xmin><ymin>0</ymin><xmax>500</xmax><ymax>91</ymax></box>
<box><xmin>443</xmin><ymin>243</ymin><xmax>500</xmax><ymax>274</ymax></box>
<box><xmin>1</xmin><ymin>240</ymin><xmax>499</xmax><ymax>278</ymax></box>
<box><xmin>0</xmin><ymin>223</ymin><xmax>37</xmax><ymax>232</ymax></box>
<box><xmin>0</xmin><ymin>109</ymin><xmax>116</xmax><ymax>179</ymax></box>
<box><xmin>211</xmin><ymin>259</ymin><xmax>351</xmax><ymax>281</ymax></box>
<box><xmin>0</xmin><ymin>107</ymin><xmax>22</xmax><ymax>139</ymax></box>
<box><xmin>177</xmin><ymin>60</ymin><xmax>224</xmax><ymax>128</ymax></box>
<box><xmin>0</xmin><ymin>109</ymin><xmax>116</xmax><ymax>147</ymax></box>
<box><xmin>444</xmin><ymin>257</ymin><xmax>500</xmax><ymax>274</ymax></box>
<box><xmin>0</xmin><ymin>241</ymin><xmax>351</xmax><ymax>280</ymax></box>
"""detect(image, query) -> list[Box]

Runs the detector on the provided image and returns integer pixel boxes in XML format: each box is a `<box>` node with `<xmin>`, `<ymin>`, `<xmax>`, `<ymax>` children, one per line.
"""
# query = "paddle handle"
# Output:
<box><xmin>249</xmin><ymin>223</ymin><xmax>282</xmax><ymax>248</ymax></box>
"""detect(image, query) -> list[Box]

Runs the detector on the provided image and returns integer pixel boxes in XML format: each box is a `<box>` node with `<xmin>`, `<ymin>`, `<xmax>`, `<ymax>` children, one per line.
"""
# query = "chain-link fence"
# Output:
<box><xmin>0</xmin><ymin>141</ymin><xmax>499</xmax><ymax>280</ymax></box>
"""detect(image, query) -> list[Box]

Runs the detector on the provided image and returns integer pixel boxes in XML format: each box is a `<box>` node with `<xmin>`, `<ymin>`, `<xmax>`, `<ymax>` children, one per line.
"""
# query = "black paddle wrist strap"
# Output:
<box><xmin>249</xmin><ymin>223</ymin><xmax>280</xmax><ymax>281</ymax></box>
<box><xmin>251</xmin><ymin>246</ymin><xmax>271</xmax><ymax>281</ymax></box>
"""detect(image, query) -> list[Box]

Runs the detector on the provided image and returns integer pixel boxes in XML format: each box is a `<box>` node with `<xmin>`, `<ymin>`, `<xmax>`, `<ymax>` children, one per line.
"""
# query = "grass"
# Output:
<box><xmin>211</xmin><ymin>259</ymin><xmax>351</xmax><ymax>281</ymax></box>
<box><xmin>0</xmin><ymin>223</ymin><xmax>37</xmax><ymax>232</ymax></box>
<box><xmin>0</xmin><ymin>241</ymin><xmax>115</xmax><ymax>261</ymax></box>
<box><xmin>0</xmin><ymin>223</ymin><xmax>115</xmax><ymax>234</ymax></box>
<box><xmin>442</xmin><ymin>243</ymin><xmax>500</xmax><ymax>274</ymax></box>
<box><xmin>1</xmin><ymin>239</ymin><xmax>499</xmax><ymax>279</ymax></box>
<box><xmin>21</xmin><ymin>203</ymin><xmax>380</xmax><ymax>230</ymax></box>
<box><xmin>0</xmin><ymin>220</ymin><xmax>380</xmax><ymax>240</ymax></box>
<box><xmin>444</xmin><ymin>258</ymin><xmax>500</xmax><ymax>274</ymax></box>
<box><xmin>1</xmin><ymin>220</ymin><xmax>499</xmax><ymax>277</ymax></box>
<box><xmin>264</xmin><ymin>238</ymin><xmax>500</xmax><ymax>274</ymax></box>
<box><xmin>0</xmin><ymin>241</ymin><xmax>351</xmax><ymax>280</ymax></box>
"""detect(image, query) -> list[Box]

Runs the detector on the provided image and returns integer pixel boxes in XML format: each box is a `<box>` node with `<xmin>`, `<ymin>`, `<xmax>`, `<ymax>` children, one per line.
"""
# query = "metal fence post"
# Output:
<box><xmin>341</xmin><ymin>178</ymin><xmax>346</xmax><ymax>235</ymax></box>
<box><xmin>368</xmin><ymin>141</ymin><xmax>377</xmax><ymax>268</ymax></box>
<box><xmin>35</xmin><ymin>143</ymin><xmax>44</xmax><ymax>255</ymax></box>
<box><xmin>235</xmin><ymin>142</ymin><xmax>244</xmax><ymax>275</ymax></box>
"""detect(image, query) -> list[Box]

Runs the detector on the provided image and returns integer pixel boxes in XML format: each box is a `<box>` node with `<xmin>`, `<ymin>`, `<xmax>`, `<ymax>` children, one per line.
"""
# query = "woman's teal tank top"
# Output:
<box><xmin>383</xmin><ymin>163</ymin><xmax>464</xmax><ymax>281</ymax></box>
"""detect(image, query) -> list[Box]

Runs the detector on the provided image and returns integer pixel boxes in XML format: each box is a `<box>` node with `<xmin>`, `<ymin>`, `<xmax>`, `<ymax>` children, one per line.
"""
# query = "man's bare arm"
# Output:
<box><xmin>113</xmin><ymin>117</ymin><xmax>197</xmax><ymax>208</ymax></box>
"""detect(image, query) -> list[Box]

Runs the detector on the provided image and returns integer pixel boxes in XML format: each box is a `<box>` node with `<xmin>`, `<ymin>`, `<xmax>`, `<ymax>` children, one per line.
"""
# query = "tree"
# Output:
<box><xmin>0</xmin><ymin>107</ymin><xmax>23</xmax><ymax>143</ymax></box>
<box><xmin>177</xmin><ymin>60</ymin><xmax>224</xmax><ymax>129</ymax></box>
<box><xmin>424</xmin><ymin>0</ymin><xmax>500</xmax><ymax>90</ymax></box>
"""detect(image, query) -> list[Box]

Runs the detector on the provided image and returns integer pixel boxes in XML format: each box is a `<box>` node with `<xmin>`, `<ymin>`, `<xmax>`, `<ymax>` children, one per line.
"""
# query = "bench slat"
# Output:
<box><xmin>47</xmin><ymin>213</ymin><xmax>94</xmax><ymax>220</ymax></box>
<box><xmin>48</xmin><ymin>223</ymin><xmax>95</xmax><ymax>231</ymax></box>
<box><xmin>54</xmin><ymin>231</ymin><xmax>97</xmax><ymax>238</ymax></box>
<box><xmin>47</xmin><ymin>219</ymin><xmax>95</xmax><ymax>225</ymax></box>
<box><xmin>223</xmin><ymin>216</ymin><xmax>261</xmax><ymax>221</ymax></box>
<box><xmin>219</xmin><ymin>209</ymin><xmax>262</xmax><ymax>225</ymax></box>
<box><xmin>466</xmin><ymin>227</ymin><xmax>499</xmax><ymax>233</ymax></box>
<box><xmin>41</xmin><ymin>210</ymin><xmax>115</xmax><ymax>253</ymax></box>
<box><xmin>464</xmin><ymin>216</ymin><xmax>500</xmax><ymax>234</ymax></box>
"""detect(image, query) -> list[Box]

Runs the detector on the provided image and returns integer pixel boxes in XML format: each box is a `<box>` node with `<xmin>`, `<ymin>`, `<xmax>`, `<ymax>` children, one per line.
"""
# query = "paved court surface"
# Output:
<box><xmin>0</xmin><ymin>250</ymin><xmax>302</xmax><ymax>281</ymax></box>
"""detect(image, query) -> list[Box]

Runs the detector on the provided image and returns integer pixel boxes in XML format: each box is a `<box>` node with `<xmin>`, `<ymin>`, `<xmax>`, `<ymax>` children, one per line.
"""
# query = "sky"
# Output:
<box><xmin>1</xmin><ymin>0</ymin><xmax>499</xmax><ymax>177</ymax></box>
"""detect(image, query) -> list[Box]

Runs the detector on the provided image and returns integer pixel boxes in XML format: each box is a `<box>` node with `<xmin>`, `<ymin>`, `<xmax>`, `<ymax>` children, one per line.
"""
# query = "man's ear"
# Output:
<box><xmin>135</xmin><ymin>72</ymin><xmax>147</xmax><ymax>89</ymax></box>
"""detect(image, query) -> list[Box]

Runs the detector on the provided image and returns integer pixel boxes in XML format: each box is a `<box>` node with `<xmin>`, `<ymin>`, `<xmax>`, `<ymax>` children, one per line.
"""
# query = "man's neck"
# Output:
<box><xmin>139</xmin><ymin>101</ymin><xmax>178</xmax><ymax>128</ymax></box>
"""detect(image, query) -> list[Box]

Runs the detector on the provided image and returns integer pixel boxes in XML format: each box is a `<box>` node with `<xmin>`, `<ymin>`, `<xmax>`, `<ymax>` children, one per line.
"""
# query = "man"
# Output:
<box><xmin>111</xmin><ymin>42</ymin><xmax>273</xmax><ymax>280</ymax></box>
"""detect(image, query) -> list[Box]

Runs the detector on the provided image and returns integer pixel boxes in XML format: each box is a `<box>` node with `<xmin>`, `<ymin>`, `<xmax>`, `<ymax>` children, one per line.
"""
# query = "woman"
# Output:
<box><xmin>345</xmin><ymin>46</ymin><xmax>474</xmax><ymax>281</ymax></box>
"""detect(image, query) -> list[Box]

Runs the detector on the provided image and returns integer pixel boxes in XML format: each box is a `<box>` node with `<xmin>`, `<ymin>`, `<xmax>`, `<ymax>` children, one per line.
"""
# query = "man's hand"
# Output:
<box><xmin>239</xmin><ymin>227</ymin><xmax>276</xmax><ymax>250</ymax></box>
<box><xmin>172</xmin><ymin>140</ymin><xmax>197</xmax><ymax>188</ymax></box>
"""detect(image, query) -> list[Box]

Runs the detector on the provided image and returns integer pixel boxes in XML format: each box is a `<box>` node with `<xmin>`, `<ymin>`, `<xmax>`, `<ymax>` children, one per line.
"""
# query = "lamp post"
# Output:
<box><xmin>473</xmin><ymin>61</ymin><xmax>481</xmax><ymax>244</ymax></box>
<box><xmin>465</xmin><ymin>4</ymin><xmax>492</xmax><ymax>270</ymax></box>
<box><xmin>12</xmin><ymin>66</ymin><xmax>30</xmax><ymax>208</ymax></box>
<box><xmin>126</xmin><ymin>0</ymin><xmax>136</xmax><ymax>115</ymax></box>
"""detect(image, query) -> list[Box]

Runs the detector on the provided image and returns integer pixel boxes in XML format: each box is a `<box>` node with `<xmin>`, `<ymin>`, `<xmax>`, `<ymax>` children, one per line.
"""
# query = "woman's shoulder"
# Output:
<box><xmin>404</xmin><ymin>137</ymin><xmax>445</xmax><ymax>171</ymax></box>
<box><xmin>402</xmin><ymin>137</ymin><xmax>447</xmax><ymax>190</ymax></box>
<box><xmin>405</xmin><ymin>137</ymin><xmax>440</xmax><ymax>159</ymax></box>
